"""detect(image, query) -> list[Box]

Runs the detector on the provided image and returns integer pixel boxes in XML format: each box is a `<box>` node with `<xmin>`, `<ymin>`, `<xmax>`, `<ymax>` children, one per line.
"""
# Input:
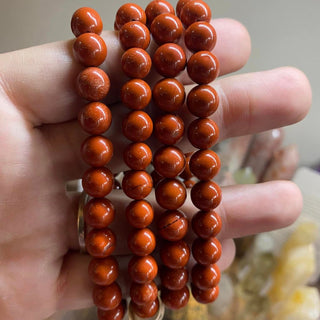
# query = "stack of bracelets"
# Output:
<box><xmin>71</xmin><ymin>0</ymin><xmax>222</xmax><ymax>319</ymax></box>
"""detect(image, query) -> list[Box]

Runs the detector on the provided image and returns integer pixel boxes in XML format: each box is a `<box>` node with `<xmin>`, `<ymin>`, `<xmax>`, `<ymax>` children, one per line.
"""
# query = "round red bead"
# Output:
<box><xmin>84</xmin><ymin>198</ymin><xmax>115</xmax><ymax>229</ymax></box>
<box><xmin>155</xmin><ymin>178</ymin><xmax>186</xmax><ymax>210</ymax></box>
<box><xmin>88</xmin><ymin>256</ymin><xmax>119</xmax><ymax>286</ymax></box>
<box><xmin>130</xmin><ymin>298</ymin><xmax>159</xmax><ymax>318</ymax></box>
<box><xmin>82</xmin><ymin>167</ymin><xmax>114</xmax><ymax>198</ymax></box>
<box><xmin>119</xmin><ymin>21</ymin><xmax>150</xmax><ymax>50</ymax></box>
<box><xmin>160</xmin><ymin>240</ymin><xmax>190</xmax><ymax>269</ymax></box>
<box><xmin>128</xmin><ymin>255</ymin><xmax>158</xmax><ymax>283</ymax></box>
<box><xmin>123</xmin><ymin>142</ymin><xmax>152</xmax><ymax>170</ymax></box>
<box><xmin>192</xmin><ymin>210</ymin><xmax>222</xmax><ymax>239</ymax></box>
<box><xmin>192</xmin><ymin>237</ymin><xmax>222</xmax><ymax>265</ymax></box>
<box><xmin>71</xmin><ymin>7</ymin><xmax>103</xmax><ymax>37</ymax></box>
<box><xmin>191</xmin><ymin>263</ymin><xmax>220</xmax><ymax>290</ymax></box>
<box><xmin>180</xmin><ymin>0</ymin><xmax>211</xmax><ymax>27</ymax></box>
<box><xmin>145</xmin><ymin>0</ymin><xmax>175</xmax><ymax>25</ymax></box>
<box><xmin>160</xmin><ymin>267</ymin><xmax>189</xmax><ymax>290</ymax></box>
<box><xmin>127</xmin><ymin>228</ymin><xmax>156</xmax><ymax>256</ymax></box>
<box><xmin>154</xmin><ymin>114</ymin><xmax>184</xmax><ymax>145</ymax></box>
<box><xmin>121</xmin><ymin>48</ymin><xmax>152</xmax><ymax>79</ymax></box>
<box><xmin>97</xmin><ymin>302</ymin><xmax>125</xmax><ymax>320</ymax></box>
<box><xmin>187</xmin><ymin>118</ymin><xmax>219</xmax><ymax>149</ymax></box>
<box><xmin>191</xmin><ymin>284</ymin><xmax>219</xmax><ymax>304</ymax></box>
<box><xmin>187</xmin><ymin>51</ymin><xmax>219</xmax><ymax>84</ymax></box>
<box><xmin>78</xmin><ymin>102</ymin><xmax>112</xmax><ymax>135</ymax></box>
<box><xmin>121</xmin><ymin>79</ymin><xmax>151</xmax><ymax>110</ymax></box>
<box><xmin>176</xmin><ymin>0</ymin><xmax>193</xmax><ymax>18</ymax></box>
<box><xmin>153</xmin><ymin>43</ymin><xmax>186</xmax><ymax>78</ymax></box>
<box><xmin>115</xmin><ymin>3</ymin><xmax>146</xmax><ymax>30</ymax></box>
<box><xmin>93</xmin><ymin>282</ymin><xmax>122</xmax><ymax>310</ymax></box>
<box><xmin>85</xmin><ymin>228</ymin><xmax>116</xmax><ymax>258</ymax></box>
<box><xmin>126</xmin><ymin>200</ymin><xmax>154</xmax><ymax>228</ymax></box>
<box><xmin>161</xmin><ymin>286</ymin><xmax>190</xmax><ymax>310</ymax></box>
<box><xmin>122</xmin><ymin>170</ymin><xmax>153</xmax><ymax>200</ymax></box>
<box><xmin>130</xmin><ymin>281</ymin><xmax>158</xmax><ymax>305</ymax></box>
<box><xmin>179</xmin><ymin>152</ymin><xmax>194</xmax><ymax>180</ymax></box>
<box><xmin>76</xmin><ymin>67</ymin><xmax>110</xmax><ymax>101</ymax></box>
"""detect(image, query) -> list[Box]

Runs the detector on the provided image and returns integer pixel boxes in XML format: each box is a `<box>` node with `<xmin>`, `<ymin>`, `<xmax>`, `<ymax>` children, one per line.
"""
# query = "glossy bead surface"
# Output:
<box><xmin>192</xmin><ymin>237</ymin><xmax>222</xmax><ymax>265</ymax></box>
<box><xmin>119</xmin><ymin>21</ymin><xmax>150</xmax><ymax>50</ymax></box>
<box><xmin>122</xmin><ymin>111</ymin><xmax>153</xmax><ymax>142</ymax></box>
<box><xmin>115</xmin><ymin>3</ymin><xmax>146</xmax><ymax>30</ymax></box>
<box><xmin>160</xmin><ymin>240</ymin><xmax>190</xmax><ymax>268</ymax></box>
<box><xmin>152</xmin><ymin>78</ymin><xmax>185</xmax><ymax>113</ymax></box>
<box><xmin>185</xmin><ymin>21</ymin><xmax>216</xmax><ymax>52</ymax></box>
<box><xmin>122</xmin><ymin>170</ymin><xmax>153</xmax><ymax>200</ymax></box>
<box><xmin>81</xmin><ymin>135</ymin><xmax>113</xmax><ymax>167</ymax></box>
<box><xmin>189</xmin><ymin>149</ymin><xmax>220</xmax><ymax>180</ymax></box>
<box><xmin>121</xmin><ymin>79</ymin><xmax>151</xmax><ymax>110</ymax></box>
<box><xmin>145</xmin><ymin>0</ymin><xmax>175</xmax><ymax>25</ymax></box>
<box><xmin>71</xmin><ymin>7</ymin><xmax>103</xmax><ymax>37</ymax></box>
<box><xmin>161</xmin><ymin>286</ymin><xmax>190</xmax><ymax>310</ymax></box>
<box><xmin>82</xmin><ymin>167</ymin><xmax>114</xmax><ymax>198</ymax></box>
<box><xmin>73</xmin><ymin>33</ymin><xmax>107</xmax><ymax>67</ymax></box>
<box><xmin>126</xmin><ymin>200</ymin><xmax>154</xmax><ymax>228</ymax></box>
<box><xmin>130</xmin><ymin>281</ymin><xmax>158</xmax><ymax>305</ymax></box>
<box><xmin>176</xmin><ymin>0</ymin><xmax>193</xmax><ymax>18</ymax></box>
<box><xmin>78</xmin><ymin>102</ymin><xmax>112</xmax><ymax>135</ymax></box>
<box><xmin>150</xmin><ymin>13</ymin><xmax>183</xmax><ymax>45</ymax></box>
<box><xmin>130</xmin><ymin>298</ymin><xmax>159</xmax><ymax>318</ymax></box>
<box><xmin>191</xmin><ymin>180</ymin><xmax>222</xmax><ymax>211</ymax></box>
<box><xmin>121</xmin><ymin>48</ymin><xmax>152</xmax><ymax>79</ymax></box>
<box><xmin>128</xmin><ymin>255</ymin><xmax>158</xmax><ymax>283</ymax></box>
<box><xmin>154</xmin><ymin>114</ymin><xmax>184</xmax><ymax>145</ymax></box>
<box><xmin>97</xmin><ymin>302</ymin><xmax>125</xmax><ymax>320</ymax></box>
<box><xmin>76</xmin><ymin>67</ymin><xmax>110</xmax><ymax>101</ymax></box>
<box><xmin>93</xmin><ymin>282</ymin><xmax>122</xmax><ymax>310</ymax></box>
<box><xmin>123</xmin><ymin>142</ymin><xmax>152</xmax><ymax>170</ymax></box>
<box><xmin>180</xmin><ymin>0</ymin><xmax>211</xmax><ymax>27</ymax></box>
<box><xmin>187</xmin><ymin>84</ymin><xmax>219</xmax><ymax>117</ymax></box>
<box><xmin>192</xmin><ymin>210</ymin><xmax>222</xmax><ymax>239</ymax></box>
<box><xmin>153</xmin><ymin>146</ymin><xmax>185</xmax><ymax>178</ymax></box>
<box><xmin>88</xmin><ymin>256</ymin><xmax>119</xmax><ymax>286</ymax></box>
<box><xmin>157</xmin><ymin>210</ymin><xmax>188</xmax><ymax>241</ymax></box>
<box><xmin>160</xmin><ymin>267</ymin><xmax>189</xmax><ymax>290</ymax></box>
<box><xmin>187</xmin><ymin>118</ymin><xmax>219</xmax><ymax>149</ymax></box>
<box><xmin>191</xmin><ymin>263</ymin><xmax>220</xmax><ymax>290</ymax></box>
<box><xmin>85</xmin><ymin>228</ymin><xmax>116</xmax><ymax>258</ymax></box>
<box><xmin>153</xmin><ymin>43</ymin><xmax>186</xmax><ymax>78</ymax></box>
<box><xmin>84</xmin><ymin>198</ymin><xmax>115</xmax><ymax>229</ymax></box>
<box><xmin>187</xmin><ymin>51</ymin><xmax>219</xmax><ymax>84</ymax></box>
<box><xmin>151</xmin><ymin>170</ymin><xmax>163</xmax><ymax>187</ymax></box>
<box><xmin>191</xmin><ymin>285</ymin><xmax>219</xmax><ymax>304</ymax></box>
<box><xmin>155</xmin><ymin>178</ymin><xmax>186</xmax><ymax>210</ymax></box>
<box><xmin>179</xmin><ymin>152</ymin><xmax>194</xmax><ymax>180</ymax></box>
<box><xmin>127</xmin><ymin>228</ymin><xmax>156</xmax><ymax>256</ymax></box>
<box><xmin>184</xmin><ymin>179</ymin><xmax>195</xmax><ymax>188</ymax></box>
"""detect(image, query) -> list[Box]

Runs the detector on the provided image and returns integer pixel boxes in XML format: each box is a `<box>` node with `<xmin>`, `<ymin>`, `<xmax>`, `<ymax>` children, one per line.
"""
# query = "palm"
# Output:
<box><xmin>0</xmin><ymin>19</ymin><xmax>311</xmax><ymax>320</ymax></box>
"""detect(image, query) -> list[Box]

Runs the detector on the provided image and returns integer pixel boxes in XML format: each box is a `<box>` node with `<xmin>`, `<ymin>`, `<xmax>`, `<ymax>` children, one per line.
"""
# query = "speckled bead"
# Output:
<box><xmin>123</xmin><ymin>142</ymin><xmax>152</xmax><ymax>170</ymax></box>
<box><xmin>88</xmin><ymin>256</ymin><xmax>119</xmax><ymax>286</ymax></box>
<box><xmin>191</xmin><ymin>284</ymin><xmax>219</xmax><ymax>304</ymax></box>
<box><xmin>191</xmin><ymin>263</ymin><xmax>220</xmax><ymax>290</ymax></box>
<box><xmin>192</xmin><ymin>210</ymin><xmax>222</xmax><ymax>239</ymax></box>
<box><xmin>154</xmin><ymin>114</ymin><xmax>184</xmax><ymax>145</ymax></box>
<box><xmin>121</xmin><ymin>79</ymin><xmax>151</xmax><ymax>110</ymax></box>
<box><xmin>119</xmin><ymin>21</ymin><xmax>150</xmax><ymax>50</ymax></box>
<box><xmin>93</xmin><ymin>282</ymin><xmax>122</xmax><ymax>310</ymax></box>
<box><xmin>130</xmin><ymin>281</ymin><xmax>158</xmax><ymax>305</ymax></box>
<box><xmin>127</xmin><ymin>228</ymin><xmax>156</xmax><ymax>256</ymax></box>
<box><xmin>85</xmin><ymin>228</ymin><xmax>116</xmax><ymax>258</ymax></box>
<box><xmin>126</xmin><ymin>200</ymin><xmax>154</xmax><ymax>229</ymax></box>
<box><xmin>192</xmin><ymin>237</ymin><xmax>222</xmax><ymax>265</ymax></box>
<box><xmin>160</xmin><ymin>240</ymin><xmax>190</xmax><ymax>269</ymax></box>
<box><xmin>128</xmin><ymin>255</ymin><xmax>158</xmax><ymax>283</ymax></box>
<box><xmin>115</xmin><ymin>3</ymin><xmax>146</xmax><ymax>30</ymax></box>
<box><xmin>160</xmin><ymin>267</ymin><xmax>189</xmax><ymax>290</ymax></box>
<box><xmin>122</xmin><ymin>170</ymin><xmax>153</xmax><ymax>200</ymax></box>
<box><xmin>180</xmin><ymin>0</ymin><xmax>211</xmax><ymax>27</ymax></box>
<box><xmin>145</xmin><ymin>0</ymin><xmax>175</xmax><ymax>25</ymax></box>
<box><xmin>130</xmin><ymin>298</ymin><xmax>160</xmax><ymax>318</ymax></box>
<box><xmin>161</xmin><ymin>286</ymin><xmax>190</xmax><ymax>310</ymax></box>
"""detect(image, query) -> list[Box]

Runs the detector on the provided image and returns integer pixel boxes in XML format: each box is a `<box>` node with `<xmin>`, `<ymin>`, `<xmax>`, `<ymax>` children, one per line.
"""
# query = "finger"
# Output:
<box><xmin>44</xmin><ymin>66</ymin><xmax>311</xmax><ymax>181</ymax></box>
<box><xmin>0</xmin><ymin>18</ymin><xmax>250</xmax><ymax>126</ymax></box>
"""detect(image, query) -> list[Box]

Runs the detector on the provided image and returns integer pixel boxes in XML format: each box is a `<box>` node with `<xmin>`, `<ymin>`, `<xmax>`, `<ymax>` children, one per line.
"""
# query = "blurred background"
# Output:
<box><xmin>0</xmin><ymin>0</ymin><xmax>319</xmax><ymax>166</ymax></box>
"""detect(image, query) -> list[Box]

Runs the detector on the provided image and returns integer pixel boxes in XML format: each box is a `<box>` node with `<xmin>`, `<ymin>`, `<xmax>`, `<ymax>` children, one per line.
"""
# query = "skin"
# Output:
<box><xmin>0</xmin><ymin>18</ymin><xmax>312</xmax><ymax>320</ymax></box>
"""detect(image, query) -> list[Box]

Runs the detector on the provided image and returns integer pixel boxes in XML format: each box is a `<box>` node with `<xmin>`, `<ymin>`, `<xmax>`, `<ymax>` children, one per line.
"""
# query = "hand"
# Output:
<box><xmin>0</xmin><ymin>18</ymin><xmax>311</xmax><ymax>320</ymax></box>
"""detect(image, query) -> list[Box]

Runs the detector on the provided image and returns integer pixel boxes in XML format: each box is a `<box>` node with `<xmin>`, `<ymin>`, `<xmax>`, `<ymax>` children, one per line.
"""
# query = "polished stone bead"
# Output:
<box><xmin>157</xmin><ymin>210</ymin><xmax>188</xmax><ymax>241</ymax></box>
<box><xmin>85</xmin><ymin>228</ymin><xmax>116</xmax><ymax>258</ymax></box>
<box><xmin>187</xmin><ymin>51</ymin><xmax>219</xmax><ymax>84</ymax></box>
<box><xmin>154</xmin><ymin>114</ymin><xmax>184</xmax><ymax>145</ymax></box>
<box><xmin>127</xmin><ymin>228</ymin><xmax>156</xmax><ymax>256</ymax></box>
<box><xmin>189</xmin><ymin>149</ymin><xmax>220</xmax><ymax>180</ymax></box>
<box><xmin>121</xmin><ymin>79</ymin><xmax>151</xmax><ymax>110</ymax></box>
<box><xmin>179</xmin><ymin>152</ymin><xmax>194</xmax><ymax>180</ymax></box>
<box><xmin>176</xmin><ymin>0</ymin><xmax>193</xmax><ymax>18</ymax></box>
<box><xmin>88</xmin><ymin>256</ymin><xmax>119</xmax><ymax>286</ymax></box>
<box><xmin>128</xmin><ymin>255</ymin><xmax>158</xmax><ymax>283</ymax></box>
<box><xmin>187</xmin><ymin>84</ymin><xmax>219</xmax><ymax>117</ymax></box>
<box><xmin>81</xmin><ymin>135</ymin><xmax>113</xmax><ymax>167</ymax></box>
<box><xmin>130</xmin><ymin>298</ymin><xmax>159</xmax><ymax>318</ymax></box>
<box><xmin>192</xmin><ymin>210</ymin><xmax>222</xmax><ymax>239</ymax></box>
<box><xmin>161</xmin><ymin>286</ymin><xmax>190</xmax><ymax>310</ymax></box>
<box><xmin>71</xmin><ymin>7</ymin><xmax>103</xmax><ymax>37</ymax></box>
<box><xmin>150</xmin><ymin>13</ymin><xmax>183</xmax><ymax>45</ymax></box>
<box><xmin>76</xmin><ymin>67</ymin><xmax>110</xmax><ymax>101</ymax></box>
<box><xmin>97</xmin><ymin>302</ymin><xmax>125</xmax><ymax>320</ymax></box>
<box><xmin>180</xmin><ymin>0</ymin><xmax>211</xmax><ymax>27</ymax></box>
<box><xmin>84</xmin><ymin>198</ymin><xmax>115</xmax><ymax>229</ymax></box>
<box><xmin>184</xmin><ymin>179</ymin><xmax>196</xmax><ymax>188</ymax></box>
<box><xmin>82</xmin><ymin>167</ymin><xmax>114</xmax><ymax>198</ymax></box>
<box><xmin>93</xmin><ymin>282</ymin><xmax>122</xmax><ymax>310</ymax></box>
<box><xmin>78</xmin><ymin>102</ymin><xmax>112</xmax><ymax>135</ymax></box>
<box><xmin>121</xmin><ymin>48</ymin><xmax>152</xmax><ymax>79</ymax></box>
<box><xmin>119</xmin><ymin>21</ymin><xmax>150</xmax><ymax>50</ymax></box>
<box><xmin>122</xmin><ymin>110</ymin><xmax>153</xmax><ymax>142</ymax></box>
<box><xmin>191</xmin><ymin>263</ymin><xmax>220</xmax><ymax>290</ymax></box>
<box><xmin>191</xmin><ymin>180</ymin><xmax>222</xmax><ymax>211</ymax></box>
<box><xmin>187</xmin><ymin>118</ymin><xmax>219</xmax><ymax>149</ymax></box>
<box><xmin>160</xmin><ymin>267</ymin><xmax>189</xmax><ymax>290</ymax></box>
<box><xmin>152</xmin><ymin>78</ymin><xmax>185</xmax><ymax>113</ymax></box>
<box><xmin>126</xmin><ymin>200</ymin><xmax>154</xmax><ymax>228</ymax></box>
<box><xmin>115</xmin><ymin>3</ymin><xmax>146</xmax><ymax>30</ymax></box>
<box><xmin>155</xmin><ymin>178</ymin><xmax>186</xmax><ymax>210</ymax></box>
<box><xmin>191</xmin><ymin>284</ymin><xmax>219</xmax><ymax>304</ymax></box>
<box><xmin>123</xmin><ymin>142</ymin><xmax>152</xmax><ymax>170</ymax></box>
<box><xmin>73</xmin><ymin>33</ymin><xmax>107</xmax><ymax>67</ymax></box>
<box><xmin>145</xmin><ymin>0</ymin><xmax>175</xmax><ymax>25</ymax></box>
<box><xmin>192</xmin><ymin>237</ymin><xmax>222</xmax><ymax>265</ymax></box>
<box><xmin>122</xmin><ymin>170</ymin><xmax>153</xmax><ymax>200</ymax></box>
<box><xmin>160</xmin><ymin>240</ymin><xmax>190</xmax><ymax>268</ymax></box>
<box><xmin>130</xmin><ymin>281</ymin><xmax>158</xmax><ymax>305</ymax></box>
<box><xmin>153</xmin><ymin>43</ymin><xmax>186</xmax><ymax>78</ymax></box>
<box><xmin>151</xmin><ymin>170</ymin><xmax>164</xmax><ymax>187</ymax></box>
